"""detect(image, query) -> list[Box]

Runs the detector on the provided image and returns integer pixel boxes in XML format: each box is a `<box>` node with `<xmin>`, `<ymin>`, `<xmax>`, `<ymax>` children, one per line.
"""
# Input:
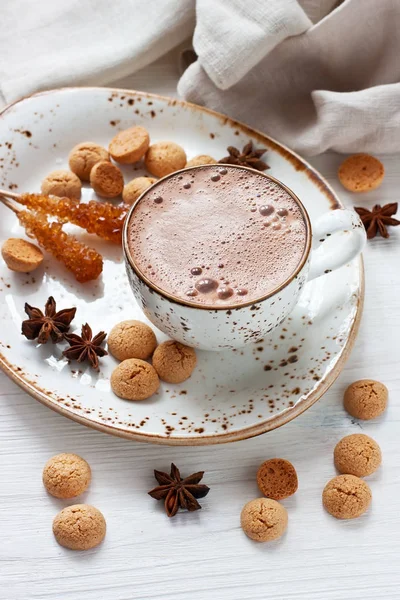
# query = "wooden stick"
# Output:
<box><xmin>0</xmin><ymin>189</ymin><xmax>20</xmax><ymax>200</ymax></box>
<box><xmin>0</xmin><ymin>195</ymin><xmax>21</xmax><ymax>215</ymax></box>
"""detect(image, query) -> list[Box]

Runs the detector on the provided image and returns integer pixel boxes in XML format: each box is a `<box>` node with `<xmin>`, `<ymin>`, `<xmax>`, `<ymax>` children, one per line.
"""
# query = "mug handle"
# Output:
<box><xmin>308</xmin><ymin>209</ymin><xmax>366</xmax><ymax>281</ymax></box>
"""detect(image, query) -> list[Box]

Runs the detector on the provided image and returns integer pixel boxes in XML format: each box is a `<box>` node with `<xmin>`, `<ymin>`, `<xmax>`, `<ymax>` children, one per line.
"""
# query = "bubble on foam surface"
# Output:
<box><xmin>128</xmin><ymin>165</ymin><xmax>307</xmax><ymax>305</ymax></box>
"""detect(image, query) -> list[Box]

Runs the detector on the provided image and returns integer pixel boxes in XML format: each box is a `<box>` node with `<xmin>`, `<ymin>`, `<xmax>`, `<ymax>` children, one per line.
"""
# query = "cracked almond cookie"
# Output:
<box><xmin>152</xmin><ymin>340</ymin><xmax>197</xmax><ymax>384</ymax></box>
<box><xmin>322</xmin><ymin>474</ymin><xmax>371</xmax><ymax>519</ymax></box>
<box><xmin>241</xmin><ymin>498</ymin><xmax>288</xmax><ymax>542</ymax></box>
<box><xmin>344</xmin><ymin>379</ymin><xmax>388</xmax><ymax>419</ymax></box>
<box><xmin>111</xmin><ymin>358</ymin><xmax>159</xmax><ymax>400</ymax></box>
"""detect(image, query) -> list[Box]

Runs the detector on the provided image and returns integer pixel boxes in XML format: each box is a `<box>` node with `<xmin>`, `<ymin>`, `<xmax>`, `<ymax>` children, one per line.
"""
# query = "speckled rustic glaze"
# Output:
<box><xmin>0</xmin><ymin>87</ymin><xmax>364</xmax><ymax>444</ymax></box>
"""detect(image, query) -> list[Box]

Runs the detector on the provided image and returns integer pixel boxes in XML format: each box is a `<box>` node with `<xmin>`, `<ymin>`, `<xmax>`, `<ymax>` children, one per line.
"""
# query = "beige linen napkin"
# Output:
<box><xmin>1</xmin><ymin>0</ymin><xmax>400</xmax><ymax>155</ymax></box>
<box><xmin>0</xmin><ymin>0</ymin><xmax>194</xmax><ymax>102</ymax></box>
<box><xmin>179</xmin><ymin>0</ymin><xmax>400</xmax><ymax>155</ymax></box>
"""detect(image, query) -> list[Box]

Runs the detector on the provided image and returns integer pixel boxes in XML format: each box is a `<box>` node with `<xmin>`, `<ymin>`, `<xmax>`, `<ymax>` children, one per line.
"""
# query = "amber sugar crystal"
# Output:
<box><xmin>19</xmin><ymin>194</ymin><xmax>128</xmax><ymax>244</ymax></box>
<box><xmin>18</xmin><ymin>210</ymin><xmax>103</xmax><ymax>283</ymax></box>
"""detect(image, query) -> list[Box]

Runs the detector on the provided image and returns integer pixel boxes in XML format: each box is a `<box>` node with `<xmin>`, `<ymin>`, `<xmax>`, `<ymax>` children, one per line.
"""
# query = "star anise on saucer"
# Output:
<box><xmin>219</xmin><ymin>141</ymin><xmax>269</xmax><ymax>171</ymax></box>
<box><xmin>63</xmin><ymin>323</ymin><xmax>108</xmax><ymax>369</ymax></box>
<box><xmin>354</xmin><ymin>203</ymin><xmax>400</xmax><ymax>239</ymax></box>
<box><xmin>148</xmin><ymin>463</ymin><xmax>210</xmax><ymax>518</ymax></box>
<box><xmin>21</xmin><ymin>296</ymin><xmax>76</xmax><ymax>344</ymax></box>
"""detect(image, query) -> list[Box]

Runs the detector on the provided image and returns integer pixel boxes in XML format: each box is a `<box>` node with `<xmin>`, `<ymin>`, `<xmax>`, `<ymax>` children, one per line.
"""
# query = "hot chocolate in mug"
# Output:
<box><xmin>123</xmin><ymin>165</ymin><xmax>366</xmax><ymax>350</ymax></box>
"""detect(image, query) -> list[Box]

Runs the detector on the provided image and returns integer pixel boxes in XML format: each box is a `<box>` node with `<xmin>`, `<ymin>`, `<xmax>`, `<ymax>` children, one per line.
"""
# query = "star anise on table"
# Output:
<box><xmin>354</xmin><ymin>203</ymin><xmax>400</xmax><ymax>239</ymax></box>
<box><xmin>21</xmin><ymin>296</ymin><xmax>76</xmax><ymax>344</ymax></box>
<box><xmin>219</xmin><ymin>141</ymin><xmax>269</xmax><ymax>171</ymax></box>
<box><xmin>148</xmin><ymin>463</ymin><xmax>210</xmax><ymax>518</ymax></box>
<box><xmin>63</xmin><ymin>323</ymin><xmax>108</xmax><ymax>369</ymax></box>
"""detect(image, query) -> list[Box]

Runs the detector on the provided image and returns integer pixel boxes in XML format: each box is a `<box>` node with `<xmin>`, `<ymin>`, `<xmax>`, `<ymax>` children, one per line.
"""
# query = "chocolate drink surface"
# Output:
<box><xmin>128</xmin><ymin>165</ymin><xmax>307</xmax><ymax>306</ymax></box>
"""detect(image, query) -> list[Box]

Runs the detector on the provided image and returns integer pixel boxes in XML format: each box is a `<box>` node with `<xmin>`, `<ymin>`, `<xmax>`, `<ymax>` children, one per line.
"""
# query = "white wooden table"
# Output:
<box><xmin>1</xmin><ymin>48</ymin><xmax>399</xmax><ymax>600</ymax></box>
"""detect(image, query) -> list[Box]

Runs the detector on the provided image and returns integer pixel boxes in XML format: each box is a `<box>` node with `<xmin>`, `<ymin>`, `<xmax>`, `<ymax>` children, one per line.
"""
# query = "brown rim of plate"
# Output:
<box><xmin>123</xmin><ymin>165</ymin><xmax>312</xmax><ymax>311</ymax></box>
<box><xmin>0</xmin><ymin>86</ymin><xmax>364</xmax><ymax>445</ymax></box>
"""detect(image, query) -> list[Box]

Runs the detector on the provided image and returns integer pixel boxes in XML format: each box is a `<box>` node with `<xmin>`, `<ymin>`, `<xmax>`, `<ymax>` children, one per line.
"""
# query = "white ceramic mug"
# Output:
<box><xmin>123</xmin><ymin>167</ymin><xmax>366</xmax><ymax>350</ymax></box>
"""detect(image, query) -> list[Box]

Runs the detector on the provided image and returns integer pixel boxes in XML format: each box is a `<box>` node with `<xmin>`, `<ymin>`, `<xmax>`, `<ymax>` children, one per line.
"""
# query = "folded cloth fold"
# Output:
<box><xmin>0</xmin><ymin>0</ymin><xmax>195</xmax><ymax>103</ymax></box>
<box><xmin>180</xmin><ymin>0</ymin><xmax>400</xmax><ymax>155</ymax></box>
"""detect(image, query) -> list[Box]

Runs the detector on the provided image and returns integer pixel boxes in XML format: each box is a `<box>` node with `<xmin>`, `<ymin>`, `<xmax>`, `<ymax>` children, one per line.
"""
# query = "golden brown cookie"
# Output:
<box><xmin>334</xmin><ymin>433</ymin><xmax>382</xmax><ymax>477</ymax></box>
<box><xmin>107</xmin><ymin>320</ymin><xmax>157</xmax><ymax>361</ymax></box>
<box><xmin>344</xmin><ymin>379</ymin><xmax>388</xmax><ymax>420</ymax></box>
<box><xmin>152</xmin><ymin>340</ymin><xmax>197</xmax><ymax>384</ymax></box>
<box><xmin>68</xmin><ymin>142</ymin><xmax>109</xmax><ymax>180</ymax></box>
<box><xmin>109</xmin><ymin>126</ymin><xmax>150</xmax><ymax>164</ymax></box>
<box><xmin>338</xmin><ymin>154</ymin><xmax>384</xmax><ymax>192</ymax></box>
<box><xmin>53</xmin><ymin>504</ymin><xmax>106</xmax><ymax>550</ymax></box>
<box><xmin>257</xmin><ymin>458</ymin><xmax>298</xmax><ymax>500</ymax></box>
<box><xmin>41</xmin><ymin>169</ymin><xmax>82</xmax><ymax>199</ymax></box>
<box><xmin>1</xmin><ymin>238</ymin><xmax>43</xmax><ymax>272</ymax></box>
<box><xmin>90</xmin><ymin>160</ymin><xmax>124</xmax><ymax>198</ymax></box>
<box><xmin>111</xmin><ymin>358</ymin><xmax>159</xmax><ymax>400</ymax></box>
<box><xmin>241</xmin><ymin>498</ymin><xmax>288</xmax><ymax>542</ymax></box>
<box><xmin>322</xmin><ymin>474</ymin><xmax>371</xmax><ymax>519</ymax></box>
<box><xmin>43</xmin><ymin>453</ymin><xmax>91</xmax><ymax>499</ymax></box>
<box><xmin>186</xmin><ymin>155</ymin><xmax>217</xmax><ymax>167</ymax></box>
<box><xmin>42</xmin><ymin>453</ymin><xmax>92</xmax><ymax>498</ymax></box>
<box><xmin>122</xmin><ymin>177</ymin><xmax>157</xmax><ymax>205</ymax></box>
<box><xmin>145</xmin><ymin>142</ymin><xmax>187</xmax><ymax>178</ymax></box>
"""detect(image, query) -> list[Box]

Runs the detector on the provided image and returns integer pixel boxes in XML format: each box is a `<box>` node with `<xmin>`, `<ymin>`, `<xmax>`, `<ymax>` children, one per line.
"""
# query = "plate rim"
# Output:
<box><xmin>0</xmin><ymin>86</ymin><xmax>365</xmax><ymax>445</ymax></box>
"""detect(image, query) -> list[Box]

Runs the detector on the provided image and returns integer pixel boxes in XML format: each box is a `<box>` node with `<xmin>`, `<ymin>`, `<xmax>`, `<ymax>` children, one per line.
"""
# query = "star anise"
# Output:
<box><xmin>219</xmin><ymin>141</ymin><xmax>269</xmax><ymax>171</ymax></box>
<box><xmin>148</xmin><ymin>463</ymin><xmax>210</xmax><ymax>518</ymax></box>
<box><xmin>21</xmin><ymin>296</ymin><xmax>76</xmax><ymax>344</ymax></box>
<box><xmin>63</xmin><ymin>323</ymin><xmax>108</xmax><ymax>369</ymax></box>
<box><xmin>354</xmin><ymin>203</ymin><xmax>400</xmax><ymax>239</ymax></box>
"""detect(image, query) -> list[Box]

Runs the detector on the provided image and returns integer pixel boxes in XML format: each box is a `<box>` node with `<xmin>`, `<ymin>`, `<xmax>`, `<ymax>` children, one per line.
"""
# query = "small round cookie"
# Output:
<box><xmin>53</xmin><ymin>504</ymin><xmax>106</xmax><ymax>550</ymax></box>
<box><xmin>111</xmin><ymin>358</ymin><xmax>159</xmax><ymax>400</ymax></box>
<box><xmin>145</xmin><ymin>142</ymin><xmax>187</xmax><ymax>178</ymax></box>
<box><xmin>322</xmin><ymin>474</ymin><xmax>371</xmax><ymax>520</ymax></box>
<box><xmin>344</xmin><ymin>379</ymin><xmax>388</xmax><ymax>420</ymax></box>
<box><xmin>109</xmin><ymin>126</ymin><xmax>150</xmax><ymax>164</ymax></box>
<box><xmin>90</xmin><ymin>160</ymin><xmax>124</xmax><ymax>198</ymax></box>
<box><xmin>41</xmin><ymin>169</ymin><xmax>82</xmax><ymax>199</ymax></box>
<box><xmin>69</xmin><ymin>142</ymin><xmax>109</xmax><ymax>180</ymax></box>
<box><xmin>152</xmin><ymin>340</ymin><xmax>197</xmax><ymax>384</ymax></box>
<box><xmin>122</xmin><ymin>177</ymin><xmax>157</xmax><ymax>205</ymax></box>
<box><xmin>186</xmin><ymin>155</ymin><xmax>217</xmax><ymax>167</ymax></box>
<box><xmin>241</xmin><ymin>498</ymin><xmax>288</xmax><ymax>542</ymax></box>
<box><xmin>257</xmin><ymin>458</ymin><xmax>298</xmax><ymax>500</ymax></box>
<box><xmin>43</xmin><ymin>453</ymin><xmax>91</xmax><ymax>499</ymax></box>
<box><xmin>334</xmin><ymin>433</ymin><xmax>381</xmax><ymax>477</ymax></box>
<box><xmin>107</xmin><ymin>320</ymin><xmax>157</xmax><ymax>361</ymax></box>
<box><xmin>1</xmin><ymin>238</ymin><xmax>43</xmax><ymax>272</ymax></box>
<box><xmin>338</xmin><ymin>154</ymin><xmax>384</xmax><ymax>192</ymax></box>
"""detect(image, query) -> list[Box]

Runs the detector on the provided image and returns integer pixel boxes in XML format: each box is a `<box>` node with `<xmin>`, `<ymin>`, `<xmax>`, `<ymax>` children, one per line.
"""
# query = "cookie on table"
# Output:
<box><xmin>69</xmin><ymin>142</ymin><xmax>109</xmax><ymax>180</ymax></box>
<box><xmin>109</xmin><ymin>126</ymin><xmax>150</xmax><ymax>164</ymax></box>
<box><xmin>122</xmin><ymin>177</ymin><xmax>157</xmax><ymax>205</ymax></box>
<box><xmin>344</xmin><ymin>379</ymin><xmax>388</xmax><ymax>420</ymax></box>
<box><xmin>257</xmin><ymin>458</ymin><xmax>298</xmax><ymax>500</ymax></box>
<box><xmin>322</xmin><ymin>474</ymin><xmax>371</xmax><ymax>519</ymax></box>
<box><xmin>241</xmin><ymin>498</ymin><xmax>288</xmax><ymax>542</ymax></box>
<box><xmin>111</xmin><ymin>358</ymin><xmax>159</xmax><ymax>400</ymax></box>
<box><xmin>107</xmin><ymin>320</ymin><xmax>157</xmax><ymax>361</ymax></box>
<box><xmin>43</xmin><ymin>453</ymin><xmax>91</xmax><ymax>499</ymax></box>
<box><xmin>186</xmin><ymin>155</ymin><xmax>217</xmax><ymax>167</ymax></box>
<box><xmin>53</xmin><ymin>504</ymin><xmax>106</xmax><ymax>550</ymax></box>
<box><xmin>90</xmin><ymin>160</ymin><xmax>124</xmax><ymax>198</ymax></box>
<box><xmin>41</xmin><ymin>169</ymin><xmax>82</xmax><ymax>199</ymax></box>
<box><xmin>338</xmin><ymin>154</ymin><xmax>384</xmax><ymax>192</ymax></box>
<box><xmin>334</xmin><ymin>434</ymin><xmax>381</xmax><ymax>477</ymax></box>
<box><xmin>1</xmin><ymin>238</ymin><xmax>43</xmax><ymax>272</ymax></box>
<box><xmin>152</xmin><ymin>340</ymin><xmax>197</xmax><ymax>384</ymax></box>
<box><xmin>145</xmin><ymin>142</ymin><xmax>187</xmax><ymax>178</ymax></box>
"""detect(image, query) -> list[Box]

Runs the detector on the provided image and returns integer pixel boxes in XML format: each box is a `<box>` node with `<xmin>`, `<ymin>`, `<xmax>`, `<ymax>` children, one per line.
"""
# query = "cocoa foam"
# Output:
<box><xmin>128</xmin><ymin>165</ymin><xmax>307</xmax><ymax>306</ymax></box>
